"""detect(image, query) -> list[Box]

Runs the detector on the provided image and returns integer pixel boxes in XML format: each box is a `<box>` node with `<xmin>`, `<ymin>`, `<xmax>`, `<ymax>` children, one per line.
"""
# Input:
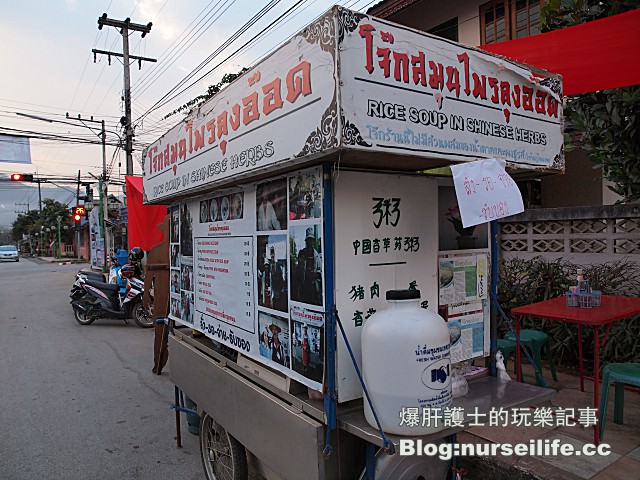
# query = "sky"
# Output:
<box><xmin>0</xmin><ymin>0</ymin><xmax>379</xmax><ymax>227</ymax></box>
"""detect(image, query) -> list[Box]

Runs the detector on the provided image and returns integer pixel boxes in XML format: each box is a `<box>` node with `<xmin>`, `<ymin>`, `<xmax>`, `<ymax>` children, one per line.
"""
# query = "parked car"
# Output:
<box><xmin>0</xmin><ymin>245</ymin><xmax>19</xmax><ymax>262</ymax></box>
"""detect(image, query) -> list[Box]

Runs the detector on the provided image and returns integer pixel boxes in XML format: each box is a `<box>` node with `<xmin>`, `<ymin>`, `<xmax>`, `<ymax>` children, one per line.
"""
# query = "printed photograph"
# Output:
<box><xmin>170</xmin><ymin>244</ymin><xmax>180</xmax><ymax>268</ymax></box>
<box><xmin>170</xmin><ymin>269</ymin><xmax>180</xmax><ymax>294</ymax></box>
<box><xmin>257</xmin><ymin>311</ymin><xmax>290</xmax><ymax>368</ymax></box>
<box><xmin>181</xmin><ymin>263</ymin><xmax>193</xmax><ymax>291</ymax></box>
<box><xmin>290</xmin><ymin>306</ymin><xmax>324</xmax><ymax>383</ymax></box>
<box><xmin>180</xmin><ymin>203</ymin><xmax>193</xmax><ymax>256</ymax></box>
<box><xmin>256</xmin><ymin>235</ymin><xmax>288</xmax><ymax>313</ymax></box>
<box><xmin>170</xmin><ymin>298</ymin><xmax>181</xmax><ymax>318</ymax></box>
<box><xmin>171</xmin><ymin>206</ymin><xmax>179</xmax><ymax>242</ymax></box>
<box><xmin>289</xmin><ymin>169</ymin><xmax>322</xmax><ymax>220</ymax></box>
<box><xmin>230</xmin><ymin>192</ymin><xmax>244</xmax><ymax>220</ymax></box>
<box><xmin>289</xmin><ymin>224</ymin><xmax>323</xmax><ymax>307</ymax></box>
<box><xmin>256</xmin><ymin>178</ymin><xmax>287</xmax><ymax>231</ymax></box>
<box><xmin>199</xmin><ymin>200</ymin><xmax>210</xmax><ymax>223</ymax></box>
<box><xmin>181</xmin><ymin>291</ymin><xmax>194</xmax><ymax>324</ymax></box>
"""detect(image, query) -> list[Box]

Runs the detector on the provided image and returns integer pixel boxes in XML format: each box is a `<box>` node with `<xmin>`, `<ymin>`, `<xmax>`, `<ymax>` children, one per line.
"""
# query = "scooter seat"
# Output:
<box><xmin>78</xmin><ymin>270</ymin><xmax>106</xmax><ymax>282</ymax></box>
<box><xmin>85</xmin><ymin>279</ymin><xmax>121</xmax><ymax>292</ymax></box>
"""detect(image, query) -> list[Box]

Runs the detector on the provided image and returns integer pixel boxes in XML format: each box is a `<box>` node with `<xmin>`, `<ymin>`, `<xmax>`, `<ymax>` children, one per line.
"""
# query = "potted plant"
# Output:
<box><xmin>446</xmin><ymin>206</ymin><xmax>477</xmax><ymax>249</ymax></box>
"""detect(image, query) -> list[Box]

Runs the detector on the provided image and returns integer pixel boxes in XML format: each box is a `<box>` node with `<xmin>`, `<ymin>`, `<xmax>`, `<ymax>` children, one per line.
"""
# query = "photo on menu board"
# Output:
<box><xmin>170</xmin><ymin>244</ymin><xmax>180</xmax><ymax>268</ymax></box>
<box><xmin>256</xmin><ymin>235</ymin><xmax>288</xmax><ymax>313</ymax></box>
<box><xmin>181</xmin><ymin>261</ymin><xmax>193</xmax><ymax>291</ymax></box>
<box><xmin>290</xmin><ymin>306</ymin><xmax>324</xmax><ymax>383</ymax></box>
<box><xmin>180</xmin><ymin>203</ymin><xmax>193</xmax><ymax>256</ymax></box>
<box><xmin>181</xmin><ymin>291</ymin><xmax>194</xmax><ymax>324</ymax></box>
<box><xmin>170</xmin><ymin>297</ymin><xmax>181</xmax><ymax>318</ymax></box>
<box><xmin>170</xmin><ymin>206</ymin><xmax>179</xmax><ymax>243</ymax></box>
<box><xmin>257</xmin><ymin>311</ymin><xmax>290</xmax><ymax>368</ymax></box>
<box><xmin>289</xmin><ymin>169</ymin><xmax>322</xmax><ymax>220</ymax></box>
<box><xmin>170</xmin><ymin>270</ymin><xmax>180</xmax><ymax>294</ymax></box>
<box><xmin>256</xmin><ymin>178</ymin><xmax>287</xmax><ymax>231</ymax></box>
<box><xmin>289</xmin><ymin>225</ymin><xmax>323</xmax><ymax>307</ymax></box>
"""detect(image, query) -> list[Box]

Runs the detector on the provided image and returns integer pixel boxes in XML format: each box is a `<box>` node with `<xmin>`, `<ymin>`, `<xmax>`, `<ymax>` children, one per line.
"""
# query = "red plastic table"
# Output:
<box><xmin>511</xmin><ymin>295</ymin><xmax>640</xmax><ymax>444</ymax></box>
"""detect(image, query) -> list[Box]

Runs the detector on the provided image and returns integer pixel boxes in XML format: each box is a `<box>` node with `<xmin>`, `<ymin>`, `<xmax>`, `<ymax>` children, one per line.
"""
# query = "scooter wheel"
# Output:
<box><xmin>132</xmin><ymin>299</ymin><xmax>153</xmax><ymax>328</ymax></box>
<box><xmin>73</xmin><ymin>305</ymin><xmax>95</xmax><ymax>325</ymax></box>
<box><xmin>200</xmin><ymin>413</ymin><xmax>247</xmax><ymax>480</ymax></box>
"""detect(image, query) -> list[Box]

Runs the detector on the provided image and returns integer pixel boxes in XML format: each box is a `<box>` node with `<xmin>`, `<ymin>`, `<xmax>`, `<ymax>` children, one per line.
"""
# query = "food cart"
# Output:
<box><xmin>143</xmin><ymin>6</ymin><xmax>564</xmax><ymax>479</ymax></box>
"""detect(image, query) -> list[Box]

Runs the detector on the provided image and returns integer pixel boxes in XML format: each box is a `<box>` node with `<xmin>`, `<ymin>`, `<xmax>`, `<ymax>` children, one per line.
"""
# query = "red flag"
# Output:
<box><xmin>125</xmin><ymin>176</ymin><xmax>167</xmax><ymax>251</ymax></box>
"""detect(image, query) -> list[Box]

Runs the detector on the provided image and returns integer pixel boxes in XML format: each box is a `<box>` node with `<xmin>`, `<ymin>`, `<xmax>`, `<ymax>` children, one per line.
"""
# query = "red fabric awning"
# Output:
<box><xmin>479</xmin><ymin>9</ymin><xmax>640</xmax><ymax>96</ymax></box>
<box><xmin>125</xmin><ymin>176</ymin><xmax>167</xmax><ymax>251</ymax></box>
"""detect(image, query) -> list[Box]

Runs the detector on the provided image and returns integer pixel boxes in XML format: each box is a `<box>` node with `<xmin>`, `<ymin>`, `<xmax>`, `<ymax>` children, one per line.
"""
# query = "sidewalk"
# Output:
<box><xmin>28</xmin><ymin>255</ymin><xmax>84</xmax><ymax>265</ymax></box>
<box><xmin>459</xmin><ymin>363</ymin><xmax>640</xmax><ymax>480</ymax></box>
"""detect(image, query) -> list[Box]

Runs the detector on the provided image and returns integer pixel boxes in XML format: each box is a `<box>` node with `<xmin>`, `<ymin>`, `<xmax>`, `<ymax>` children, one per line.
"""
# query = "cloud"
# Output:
<box><xmin>137</xmin><ymin>0</ymin><xmax>180</xmax><ymax>41</ymax></box>
<box><xmin>65</xmin><ymin>0</ymin><xmax>77</xmax><ymax>10</ymax></box>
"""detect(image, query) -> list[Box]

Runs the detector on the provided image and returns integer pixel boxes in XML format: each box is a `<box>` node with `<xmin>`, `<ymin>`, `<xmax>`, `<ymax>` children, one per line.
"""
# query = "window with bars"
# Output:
<box><xmin>480</xmin><ymin>0</ymin><xmax>542</xmax><ymax>45</ymax></box>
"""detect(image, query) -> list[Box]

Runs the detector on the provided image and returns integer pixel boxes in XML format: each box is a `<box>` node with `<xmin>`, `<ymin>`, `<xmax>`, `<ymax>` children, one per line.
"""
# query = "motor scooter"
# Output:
<box><xmin>70</xmin><ymin>265</ymin><xmax>153</xmax><ymax>328</ymax></box>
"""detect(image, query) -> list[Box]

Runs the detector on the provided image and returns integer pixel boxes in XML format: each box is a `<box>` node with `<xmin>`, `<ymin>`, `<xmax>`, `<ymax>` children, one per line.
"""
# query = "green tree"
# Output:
<box><xmin>541</xmin><ymin>0</ymin><xmax>640</xmax><ymax>202</ymax></box>
<box><xmin>11</xmin><ymin>199</ymin><xmax>74</xmax><ymax>249</ymax></box>
<box><xmin>164</xmin><ymin>68</ymin><xmax>248</xmax><ymax>119</ymax></box>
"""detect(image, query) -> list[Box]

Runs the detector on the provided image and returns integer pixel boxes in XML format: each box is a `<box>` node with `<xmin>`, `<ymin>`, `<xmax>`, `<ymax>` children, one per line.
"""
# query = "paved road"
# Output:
<box><xmin>0</xmin><ymin>258</ymin><xmax>204</xmax><ymax>480</ymax></box>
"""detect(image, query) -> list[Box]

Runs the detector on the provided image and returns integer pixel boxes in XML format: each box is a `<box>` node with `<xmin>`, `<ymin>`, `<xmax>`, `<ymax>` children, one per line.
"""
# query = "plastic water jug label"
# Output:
<box><xmin>421</xmin><ymin>358</ymin><xmax>451</xmax><ymax>390</ymax></box>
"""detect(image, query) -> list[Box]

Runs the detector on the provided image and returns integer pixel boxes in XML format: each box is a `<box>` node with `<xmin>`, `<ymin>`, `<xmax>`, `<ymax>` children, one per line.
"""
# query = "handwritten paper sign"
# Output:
<box><xmin>450</xmin><ymin>158</ymin><xmax>524</xmax><ymax>228</ymax></box>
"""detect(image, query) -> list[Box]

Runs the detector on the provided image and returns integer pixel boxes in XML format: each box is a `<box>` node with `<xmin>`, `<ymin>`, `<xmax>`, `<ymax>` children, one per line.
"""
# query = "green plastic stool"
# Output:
<box><xmin>598</xmin><ymin>363</ymin><xmax>640</xmax><ymax>440</ymax></box>
<box><xmin>504</xmin><ymin>329</ymin><xmax>558</xmax><ymax>386</ymax></box>
<box><xmin>496</xmin><ymin>338</ymin><xmax>523</xmax><ymax>378</ymax></box>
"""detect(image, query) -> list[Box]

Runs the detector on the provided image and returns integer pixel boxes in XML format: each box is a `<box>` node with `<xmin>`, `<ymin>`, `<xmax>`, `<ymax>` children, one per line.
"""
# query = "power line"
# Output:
<box><xmin>135</xmin><ymin>0</ymin><xmax>284</xmax><ymax>123</ymax></box>
<box><xmin>133</xmin><ymin>0</ymin><xmax>235</xmax><ymax>97</ymax></box>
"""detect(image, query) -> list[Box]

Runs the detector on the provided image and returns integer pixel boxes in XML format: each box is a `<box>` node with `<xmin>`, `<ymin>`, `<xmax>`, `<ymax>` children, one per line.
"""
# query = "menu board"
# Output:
<box><xmin>195</xmin><ymin>236</ymin><xmax>254</xmax><ymax>333</ymax></box>
<box><xmin>168</xmin><ymin>166</ymin><xmax>325</xmax><ymax>391</ymax></box>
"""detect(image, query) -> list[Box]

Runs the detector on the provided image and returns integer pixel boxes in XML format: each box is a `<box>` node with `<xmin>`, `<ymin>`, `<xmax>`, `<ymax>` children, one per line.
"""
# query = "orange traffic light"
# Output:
<box><xmin>73</xmin><ymin>206</ymin><xmax>86</xmax><ymax>222</ymax></box>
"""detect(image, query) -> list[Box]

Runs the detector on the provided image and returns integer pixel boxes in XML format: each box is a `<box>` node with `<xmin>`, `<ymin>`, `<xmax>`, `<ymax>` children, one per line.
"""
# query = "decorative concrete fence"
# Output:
<box><xmin>499</xmin><ymin>204</ymin><xmax>640</xmax><ymax>265</ymax></box>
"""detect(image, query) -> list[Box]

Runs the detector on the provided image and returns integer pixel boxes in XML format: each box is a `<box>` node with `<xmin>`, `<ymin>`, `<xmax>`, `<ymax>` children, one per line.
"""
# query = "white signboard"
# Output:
<box><xmin>143</xmin><ymin>14</ymin><xmax>338</xmax><ymax>203</ymax></box>
<box><xmin>451</xmin><ymin>158</ymin><xmax>524</xmax><ymax>228</ymax></box>
<box><xmin>334</xmin><ymin>171</ymin><xmax>439</xmax><ymax>402</ymax></box>
<box><xmin>0</xmin><ymin>134</ymin><xmax>31</xmax><ymax>164</ymax></box>
<box><xmin>194</xmin><ymin>236</ymin><xmax>254</xmax><ymax>332</ymax></box>
<box><xmin>338</xmin><ymin>10</ymin><xmax>564</xmax><ymax>170</ymax></box>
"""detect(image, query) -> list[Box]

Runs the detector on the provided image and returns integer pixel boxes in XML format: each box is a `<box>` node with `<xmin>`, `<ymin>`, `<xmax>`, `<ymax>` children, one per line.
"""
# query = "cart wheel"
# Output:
<box><xmin>359</xmin><ymin>445</ymin><xmax>451</xmax><ymax>480</ymax></box>
<box><xmin>200</xmin><ymin>413</ymin><xmax>248</xmax><ymax>480</ymax></box>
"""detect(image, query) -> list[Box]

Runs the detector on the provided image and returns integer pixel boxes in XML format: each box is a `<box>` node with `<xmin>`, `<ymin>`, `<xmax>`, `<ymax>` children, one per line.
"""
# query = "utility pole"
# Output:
<box><xmin>93</xmin><ymin>13</ymin><xmax>155</xmax><ymax>176</ymax></box>
<box><xmin>66</xmin><ymin>114</ymin><xmax>111</xmax><ymax>268</ymax></box>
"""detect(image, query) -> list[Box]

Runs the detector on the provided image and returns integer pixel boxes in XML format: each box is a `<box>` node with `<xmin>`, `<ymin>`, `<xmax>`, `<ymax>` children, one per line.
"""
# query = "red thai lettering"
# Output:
<box><xmin>445</xmin><ymin>65</ymin><xmax>460</xmax><ymax>97</ymax></box>
<box><xmin>206</xmin><ymin>118</ymin><xmax>216</xmax><ymax>144</ymax></box>
<box><xmin>547</xmin><ymin>96</ymin><xmax>559</xmax><ymax>117</ymax></box>
<box><xmin>511</xmin><ymin>85</ymin><xmax>521</xmax><ymax>108</ymax></box>
<box><xmin>535</xmin><ymin>90</ymin><xmax>547</xmax><ymax>114</ymax></box>
<box><xmin>217</xmin><ymin>112</ymin><xmax>228</xmax><ymax>139</ymax></box>
<box><xmin>178</xmin><ymin>138</ymin><xmax>187</xmax><ymax>160</ymax></box>
<box><xmin>377</xmin><ymin>47</ymin><xmax>391</xmax><ymax>78</ymax></box>
<box><xmin>193</xmin><ymin>125</ymin><xmax>205</xmax><ymax>151</ymax></box>
<box><xmin>411</xmin><ymin>52</ymin><xmax>427</xmax><ymax>86</ymax></box>
<box><xmin>229</xmin><ymin>104</ymin><xmax>241</xmax><ymax>131</ymax></box>
<box><xmin>262</xmin><ymin>78</ymin><xmax>283</xmax><ymax>115</ymax></box>
<box><xmin>500</xmin><ymin>81</ymin><xmax>511</xmax><ymax>106</ymax></box>
<box><xmin>285</xmin><ymin>61</ymin><xmax>311</xmax><ymax>103</ymax></box>
<box><xmin>458</xmin><ymin>53</ymin><xmax>470</xmax><ymax>96</ymax></box>
<box><xmin>522</xmin><ymin>86</ymin><xmax>534</xmax><ymax>111</ymax></box>
<box><xmin>429</xmin><ymin>61</ymin><xmax>444</xmax><ymax>90</ymax></box>
<box><xmin>393</xmin><ymin>51</ymin><xmax>409</xmax><ymax>83</ymax></box>
<box><xmin>359</xmin><ymin>24</ymin><xmax>376</xmax><ymax>74</ymax></box>
<box><xmin>243</xmin><ymin>91</ymin><xmax>260</xmax><ymax>125</ymax></box>
<box><xmin>489</xmin><ymin>77</ymin><xmax>499</xmax><ymax>104</ymax></box>
<box><xmin>472</xmin><ymin>73</ymin><xmax>487</xmax><ymax>99</ymax></box>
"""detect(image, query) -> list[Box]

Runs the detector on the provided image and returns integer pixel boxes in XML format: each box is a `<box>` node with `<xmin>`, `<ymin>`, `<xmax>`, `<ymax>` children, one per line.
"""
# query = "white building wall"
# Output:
<box><xmin>385</xmin><ymin>0</ymin><xmax>485</xmax><ymax>46</ymax></box>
